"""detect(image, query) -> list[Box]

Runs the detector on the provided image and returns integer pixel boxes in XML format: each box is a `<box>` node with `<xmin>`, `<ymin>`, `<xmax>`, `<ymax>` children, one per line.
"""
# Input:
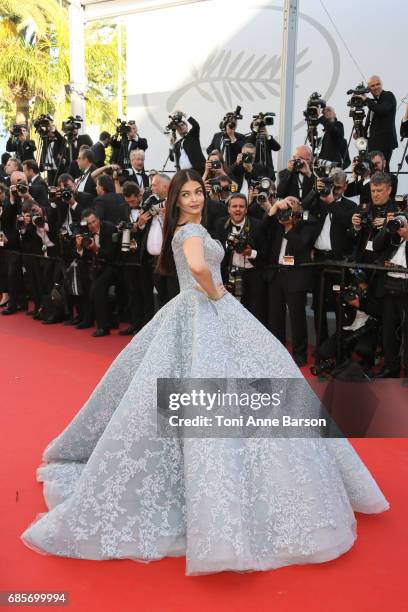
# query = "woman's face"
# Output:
<box><xmin>177</xmin><ymin>180</ymin><xmax>205</xmax><ymax>216</ymax></box>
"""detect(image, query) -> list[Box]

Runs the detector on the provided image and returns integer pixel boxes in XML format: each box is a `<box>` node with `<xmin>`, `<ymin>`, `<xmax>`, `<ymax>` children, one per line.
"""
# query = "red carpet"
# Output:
<box><xmin>1</xmin><ymin>312</ymin><xmax>407</xmax><ymax>611</ymax></box>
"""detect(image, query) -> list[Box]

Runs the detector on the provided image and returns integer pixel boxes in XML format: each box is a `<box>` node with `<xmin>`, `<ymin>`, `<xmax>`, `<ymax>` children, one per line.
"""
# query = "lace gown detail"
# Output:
<box><xmin>22</xmin><ymin>223</ymin><xmax>389</xmax><ymax>575</ymax></box>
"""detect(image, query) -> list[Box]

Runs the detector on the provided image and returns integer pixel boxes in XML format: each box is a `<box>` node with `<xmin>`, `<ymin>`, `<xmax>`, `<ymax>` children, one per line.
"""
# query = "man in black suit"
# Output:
<box><xmin>2</xmin><ymin>158</ymin><xmax>23</xmax><ymax>187</ymax></box>
<box><xmin>64</xmin><ymin>126</ymin><xmax>93</xmax><ymax>168</ymax></box>
<box><xmin>245</xmin><ymin>118</ymin><xmax>280</xmax><ymax>181</ymax></box>
<box><xmin>124</xmin><ymin>150</ymin><xmax>149</xmax><ymax>189</ymax></box>
<box><xmin>261</xmin><ymin>197</ymin><xmax>321</xmax><ymax>366</ymax></box>
<box><xmin>277</xmin><ymin>145</ymin><xmax>314</xmax><ymax>199</ymax></box>
<box><xmin>359</xmin><ymin>75</ymin><xmax>398</xmax><ymax>168</ymax></box>
<box><xmin>110</xmin><ymin>122</ymin><xmax>148</xmax><ymax>165</ymax></box>
<box><xmin>317</xmin><ymin>106</ymin><xmax>350</xmax><ymax>168</ymax></box>
<box><xmin>170</xmin><ymin>111</ymin><xmax>206</xmax><ymax>175</ymax></box>
<box><xmin>91</xmin><ymin>132</ymin><xmax>111</xmax><ymax>168</ymax></box>
<box><xmin>207</xmin><ymin>123</ymin><xmax>245</xmax><ymax>166</ymax></box>
<box><xmin>345</xmin><ymin>150</ymin><xmax>398</xmax><ymax>204</ymax></box>
<box><xmin>22</xmin><ymin>159</ymin><xmax>49</xmax><ymax>209</ymax></box>
<box><xmin>373</xmin><ymin>214</ymin><xmax>408</xmax><ymax>378</ymax></box>
<box><xmin>75</xmin><ymin>209</ymin><xmax>118</xmax><ymax>336</ymax></box>
<box><xmin>302</xmin><ymin>169</ymin><xmax>357</xmax><ymax>345</ymax></box>
<box><xmin>214</xmin><ymin>193</ymin><xmax>266</xmax><ymax>323</ymax></box>
<box><xmin>75</xmin><ymin>149</ymin><xmax>97</xmax><ymax>198</ymax></box>
<box><xmin>6</xmin><ymin>126</ymin><xmax>36</xmax><ymax>162</ymax></box>
<box><xmin>39</xmin><ymin>120</ymin><xmax>65</xmax><ymax>185</ymax></box>
<box><xmin>230</xmin><ymin>143</ymin><xmax>268</xmax><ymax>196</ymax></box>
<box><xmin>94</xmin><ymin>175</ymin><xmax>124</xmax><ymax>224</ymax></box>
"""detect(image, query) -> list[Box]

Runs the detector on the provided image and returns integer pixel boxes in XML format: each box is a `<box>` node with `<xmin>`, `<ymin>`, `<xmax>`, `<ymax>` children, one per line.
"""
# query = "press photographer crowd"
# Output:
<box><xmin>1</xmin><ymin>74</ymin><xmax>408</xmax><ymax>379</ymax></box>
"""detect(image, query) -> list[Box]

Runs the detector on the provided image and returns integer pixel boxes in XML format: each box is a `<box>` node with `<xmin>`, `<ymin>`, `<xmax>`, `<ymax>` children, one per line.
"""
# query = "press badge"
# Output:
<box><xmin>282</xmin><ymin>255</ymin><xmax>295</xmax><ymax>266</ymax></box>
<box><xmin>365</xmin><ymin>240</ymin><xmax>373</xmax><ymax>251</ymax></box>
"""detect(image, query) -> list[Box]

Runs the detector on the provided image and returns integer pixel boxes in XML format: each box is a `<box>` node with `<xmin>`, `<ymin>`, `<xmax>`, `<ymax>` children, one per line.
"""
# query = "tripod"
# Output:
<box><xmin>222</xmin><ymin>136</ymin><xmax>231</xmax><ymax>167</ymax></box>
<box><xmin>305</xmin><ymin>120</ymin><xmax>320</xmax><ymax>161</ymax></box>
<box><xmin>256</xmin><ymin>134</ymin><xmax>268</xmax><ymax>167</ymax></box>
<box><xmin>396</xmin><ymin>138</ymin><xmax>408</xmax><ymax>177</ymax></box>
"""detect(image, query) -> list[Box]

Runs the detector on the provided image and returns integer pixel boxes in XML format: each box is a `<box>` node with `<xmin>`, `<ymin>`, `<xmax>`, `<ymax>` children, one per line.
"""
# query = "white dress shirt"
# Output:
<box><xmin>147</xmin><ymin>216</ymin><xmax>164</xmax><ymax>255</ymax></box>
<box><xmin>231</xmin><ymin>219</ymin><xmax>257</xmax><ymax>269</ymax></box>
<box><xmin>388</xmin><ymin>240</ymin><xmax>408</xmax><ymax>278</ymax></box>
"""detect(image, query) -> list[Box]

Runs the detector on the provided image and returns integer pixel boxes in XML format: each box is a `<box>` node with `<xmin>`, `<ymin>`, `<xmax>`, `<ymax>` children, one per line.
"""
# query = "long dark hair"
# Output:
<box><xmin>156</xmin><ymin>169</ymin><xmax>207</xmax><ymax>276</ymax></box>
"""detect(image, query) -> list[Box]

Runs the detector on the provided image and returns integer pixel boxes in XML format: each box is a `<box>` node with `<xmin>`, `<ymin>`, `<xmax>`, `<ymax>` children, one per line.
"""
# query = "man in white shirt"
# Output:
<box><xmin>126</xmin><ymin>150</ymin><xmax>149</xmax><ymax>189</ymax></box>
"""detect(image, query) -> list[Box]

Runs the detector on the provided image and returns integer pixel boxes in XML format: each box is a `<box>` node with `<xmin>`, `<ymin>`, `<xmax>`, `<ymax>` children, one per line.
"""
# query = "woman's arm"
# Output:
<box><xmin>182</xmin><ymin>236</ymin><xmax>226</xmax><ymax>300</ymax></box>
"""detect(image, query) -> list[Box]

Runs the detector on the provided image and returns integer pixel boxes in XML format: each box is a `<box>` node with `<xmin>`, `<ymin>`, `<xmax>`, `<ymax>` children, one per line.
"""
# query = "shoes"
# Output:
<box><xmin>294</xmin><ymin>355</ymin><xmax>307</xmax><ymax>367</ymax></box>
<box><xmin>118</xmin><ymin>326</ymin><xmax>137</xmax><ymax>336</ymax></box>
<box><xmin>42</xmin><ymin>316</ymin><xmax>63</xmax><ymax>325</ymax></box>
<box><xmin>64</xmin><ymin>317</ymin><xmax>81</xmax><ymax>326</ymax></box>
<box><xmin>92</xmin><ymin>328</ymin><xmax>110</xmax><ymax>337</ymax></box>
<box><xmin>33</xmin><ymin>309</ymin><xmax>45</xmax><ymax>321</ymax></box>
<box><xmin>374</xmin><ymin>367</ymin><xmax>401</xmax><ymax>379</ymax></box>
<box><xmin>26</xmin><ymin>309</ymin><xmax>37</xmax><ymax>316</ymax></box>
<box><xmin>1</xmin><ymin>307</ymin><xmax>17</xmax><ymax>315</ymax></box>
<box><xmin>0</xmin><ymin>294</ymin><xmax>9</xmax><ymax>307</ymax></box>
<box><xmin>75</xmin><ymin>321</ymin><xmax>93</xmax><ymax>329</ymax></box>
<box><xmin>0</xmin><ymin>300</ymin><xmax>9</xmax><ymax>308</ymax></box>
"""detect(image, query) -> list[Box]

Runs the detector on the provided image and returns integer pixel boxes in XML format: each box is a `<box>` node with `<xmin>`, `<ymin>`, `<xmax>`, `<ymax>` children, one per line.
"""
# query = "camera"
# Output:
<box><xmin>346</xmin><ymin>83</ymin><xmax>370</xmax><ymax>108</ymax></box>
<box><xmin>242</xmin><ymin>152</ymin><xmax>254</xmax><ymax>164</ymax></box>
<box><xmin>303</xmin><ymin>92</ymin><xmax>326</xmax><ymax>124</ymax></box>
<box><xmin>219</xmin><ymin>105</ymin><xmax>243</xmax><ymax>132</ymax></box>
<box><xmin>10</xmin><ymin>183</ymin><xmax>29</xmax><ymax>196</ymax></box>
<box><xmin>10</xmin><ymin>124</ymin><xmax>25</xmax><ymax>137</ymax></box>
<box><xmin>164</xmin><ymin>112</ymin><xmax>184</xmax><ymax>134</ymax></box>
<box><xmin>386</xmin><ymin>212</ymin><xmax>408</xmax><ymax>234</ymax></box>
<box><xmin>276</xmin><ymin>207</ymin><xmax>307</xmax><ymax>223</ymax></box>
<box><xmin>395</xmin><ymin>194</ymin><xmax>408</xmax><ymax>211</ymax></box>
<box><xmin>62</xmin><ymin>115</ymin><xmax>83</xmax><ymax>136</ymax></box>
<box><xmin>226</xmin><ymin>266</ymin><xmax>244</xmax><ymax>300</ymax></box>
<box><xmin>70</xmin><ymin>221</ymin><xmax>93</xmax><ymax>248</ymax></box>
<box><xmin>114</xmin><ymin>118</ymin><xmax>134</xmax><ymax>139</ymax></box>
<box><xmin>32</xmin><ymin>214</ymin><xmax>45</xmax><ymax>228</ymax></box>
<box><xmin>60</xmin><ymin>186</ymin><xmax>74</xmax><ymax>202</ymax></box>
<box><xmin>226</xmin><ymin>227</ymin><xmax>250</xmax><ymax>254</ymax></box>
<box><xmin>353</xmin><ymin>151</ymin><xmax>373</xmax><ymax>177</ymax></box>
<box><xmin>33</xmin><ymin>114</ymin><xmax>53</xmax><ymax>135</ymax></box>
<box><xmin>313</xmin><ymin>159</ymin><xmax>338</xmax><ymax>196</ymax></box>
<box><xmin>357</xmin><ymin>203</ymin><xmax>373</xmax><ymax>227</ymax></box>
<box><xmin>292</xmin><ymin>158</ymin><xmax>304</xmax><ymax>172</ymax></box>
<box><xmin>16</xmin><ymin>215</ymin><xmax>26</xmax><ymax>231</ymax></box>
<box><xmin>252</xmin><ymin>112</ymin><xmax>275</xmax><ymax>129</ymax></box>
<box><xmin>210</xmin><ymin>160</ymin><xmax>222</xmax><ymax>170</ymax></box>
<box><xmin>140</xmin><ymin>191</ymin><xmax>165</xmax><ymax>216</ymax></box>
<box><xmin>116</xmin><ymin>222</ymin><xmax>137</xmax><ymax>253</ymax></box>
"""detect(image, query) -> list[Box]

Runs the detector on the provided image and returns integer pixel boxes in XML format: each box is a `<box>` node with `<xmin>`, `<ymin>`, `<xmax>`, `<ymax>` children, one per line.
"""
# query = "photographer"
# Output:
<box><xmin>230</xmin><ymin>143</ymin><xmax>268</xmax><ymax>196</ymax></box>
<box><xmin>3</xmin><ymin>158</ymin><xmax>23</xmax><ymax>187</ymax></box>
<box><xmin>38</xmin><ymin>119</ymin><xmax>65</xmax><ymax>185</ymax></box>
<box><xmin>74</xmin><ymin>209</ymin><xmax>118</xmax><ymax>337</ymax></box>
<box><xmin>372</xmin><ymin>211</ymin><xmax>408</xmax><ymax>378</ymax></box>
<box><xmin>94</xmin><ymin>175</ymin><xmax>124</xmax><ymax>225</ymax></box>
<box><xmin>124</xmin><ymin>150</ymin><xmax>149</xmax><ymax>189</ymax></box>
<box><xmin>22</xmin><ymin>159</ymin><xmax>49</xmax><ymax>209</ymax></box>
<box><xmin>6</xmin><ymin>125</ymin><xmax>36</xmax><ymax>162</ymax></box>
<box><xmin>117</xmin><ymin>181</ymin><xmax>144</xmax><ymax>335</ymax></box>
<box><xmin>64</xmin><ymin>123</ymin><xmax>93</xmax><ymax>167</ymax></box>
<box><xmin>91</xmin><ymin>132</ymin><xmax>111</xmax><ymax>168</ymax></box>
<box><xmin>277</xmin><ymin>145</ymin><xmax>314</xmax><ymax>199</ymax></box>
<box><xmin>245</xmin><ymin>113</ymin><xmax>280</xmax><ymax>181</ymax></box>
<box><xmin>303</xmin><ymin>169</ymin><xmax>357</xmax><ymax>343</ymax></box>
<box><xmin>247</xmin><ymin>177</ymin><xmax>276</xmax><ymax>220</ymax></box>
<box><xmin>169</xmin><ymin>111</ymin><xmax>206</xmax><ymax>175</ymax></box>
<box><xmin>1</xmin><ymin>172</ymin><xmax>35</xmax><ymax>315</ymax></box>
<box><xmin>207</xmin><ymin>110</ymin><xmax>245</xmax><ymax>166</ymax></box>
<box><xmin>203</xmin><ymin>150</ymin><xmax>229</xmax><ymax>183</ymax></box>
<box><xmin>48</xmin><ymin>174</ymin><xmax>87</xmax><ymax>240</ymax></box>
<box><xmin>358</xmin><ymin>76</ymin><xmax>398</xmax><ymax>168</ymax></box>
<box><xmin>350</xmin><ymin>172</ymin><xmax>399</xmax><ymax>264</ymax></box>
<box><xmin>214</xmin><ymin>193</ymin><xmax>266</xmax><ymax>323</ymax></box>
<box><xmin>262</xmin><ymin>197</ymin><xmax>320</xmax><ymax>366</ymax></box>
<box><xmin>110</xmin><ymin>121</ymin><xmax>148</xmax><ymax>166</ymax></box>
<box><xmin>315</xmin><ymin>272</ymin><xmax>379</xmax><ymax>374</ymax></box>
<box><xmin>75</xmin><ymin>149</ymin><xmax>97</xmax><ymax>198</ymax></box>
<box><xmin>346</xmin><ymin>150</ymin><xmax>398</xmax><ymax>203</ymax></box>
<box><xmin>317</xmin><ymin>106</ymin><xmax>350</xmax><ymax>168</ymax></box>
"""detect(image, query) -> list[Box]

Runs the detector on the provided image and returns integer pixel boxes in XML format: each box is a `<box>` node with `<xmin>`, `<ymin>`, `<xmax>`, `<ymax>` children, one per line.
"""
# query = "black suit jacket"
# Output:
<box><xmin>277</xmin><ymin>169</ymin><xmax>314</xmax><ymax>200</ymax></box>
<box><xmin>261</xmin><ymin>213</ymin><xmax>321</xmax><ymax>292</ymax></box>
<box><xmin>29</xmin><ymin>175</ymin><xmax>49</xmax><ymax>209</ymax></box>
<box><xmin>214</xmin><ymin>215</ymin><xmax>266</xmax><ymax>280</ymax></box>
<box><xmin>110</xmin><ymin>136</ymin><xmax>148</xmax><ymax>164</ymax></box>
<box><xmin>6</xmin><ymin>138</ymin><xmax>36</xmax><ymax>162</ymax></box>
<box><xmin>203</xmin><ymin>199</ymin><xmax>228</xmax><ymax>238</ymax></box>
<box><xmin>76</xmin><ymin>166</ymin><xmax>97</xmax><ymax>198</ymax></box>
<box><xmin>301</xmin><ymin>192</ymin><xmax>357</xmax><ymax>259</ymax></box>
<box><xmin>372</xmin><ymin>226</ymin><xmax>408</xmax><ymax>296</ymax></box>
<box><xmin>172</xmin><ymin>117</ymin><xmax>206</xmax><ymax>175</ymax></box>
<box><xmin>230</xmin><ymin>160</ymin><xmax>270</xmax><ymax>192</ymax></box>
<box><xmin>125</xmin><ymin>168</ymin><xmax>149</xmax><ymax>189</ymax></box>
<box><xmin>317</xmin><ymin>117</ymin><xmax>350</xmax><ymax>168</ymax></box>
<box><xmin>206</xmin><ymin>132</ymin><xmax>245</xmax><ymax>165</ymax></box>
<box><xmin>79</xmin><ymin>220</ymin><xmax>118</xmax><ymax>265</ymax></box>
<box><xmin>0</xmin><ymin>198</ymin><xmax>22</xmax><ymax>250</ymax></box>
<box><xmin>350</xmin><ymin>200</ymin><xmax>399</xmax><ymax>263</ymax></box>
<box><xmin>94</xmin><ymin>192</ymin><xmax>125</xmax><ymax>225</ymax></box>
<box><xmin>364</xmin><ymin>90</ymin><xmax>398</xmax><ymax>153</ymax></box>
<box><xmin>244</xmin><ymin>131</ymin><xmax>280</xmax><ymax>180</ymax></box>
<box><xmin>90</xmin><ymin>142</ymin><xmax>107</xmax><ymax>168</ymax></box>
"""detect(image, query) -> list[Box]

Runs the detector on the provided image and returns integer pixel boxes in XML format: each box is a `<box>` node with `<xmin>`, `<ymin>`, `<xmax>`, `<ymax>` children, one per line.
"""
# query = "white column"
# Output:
<box><xmin>278</xmin><ymin>0</ymin><xmax>299</xmax><ymax>170</ymax></box>
<box><xmin>117</xmin><ymin>21</ymin><xmax>123</xmax><ymax>118</ymax></box>
<box><xmin>68</xmin><ymin>0</ymin><xmax>86</xmax><ymax>130</ymax></box>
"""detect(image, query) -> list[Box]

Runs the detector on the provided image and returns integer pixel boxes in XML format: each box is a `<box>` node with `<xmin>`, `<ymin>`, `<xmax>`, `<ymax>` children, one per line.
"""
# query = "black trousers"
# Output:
<box><xmin>267</xmin><ymin>271</ymin><xmax>308</xmax><ymax>360</ymax></box>
<box><xmin>83</xmin><ymin>265</ymin><xmax>116</xmax><ymax>330</ymax></box>
<box><xmin>122</xmin><ymin>259</ymin><xmax>150</xmax><ymax>329</ymax></box>
<box><xmin>382</xmin><ymin>292</ymin><xmax>408</xmax><ymax>371</ymax></box>
<box><xmin>4</xmin><ymin>250</ymin><xmax>25</xmax><ymax>309</ymax></box>
<box><xmin>318</xmin><ymin>326</ymin><xmax>378</xmax><ymax>366</ymax></box>
<box><xmin>311</xmin><ymin>252</ymin><xmax>340</xmax><ymax>346</ymax></box>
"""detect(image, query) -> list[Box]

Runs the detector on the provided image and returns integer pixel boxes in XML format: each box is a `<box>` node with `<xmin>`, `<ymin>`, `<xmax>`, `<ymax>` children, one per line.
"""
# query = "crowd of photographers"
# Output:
<box><xmin>1</xmin><ymin>73</ymin><xmax>408</xmax><ymax>379</ymax></box>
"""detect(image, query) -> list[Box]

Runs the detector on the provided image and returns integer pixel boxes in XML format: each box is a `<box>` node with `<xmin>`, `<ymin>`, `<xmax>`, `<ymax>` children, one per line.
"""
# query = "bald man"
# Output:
<box><xmin>277</xmin><ymin>145</ymin><xmax>314</xmax><ymax>199</ymax></box>
<box><xmin>359</xmin><ymin>75</ymin><xmax>397</xmax><ymax>168</ymax></box>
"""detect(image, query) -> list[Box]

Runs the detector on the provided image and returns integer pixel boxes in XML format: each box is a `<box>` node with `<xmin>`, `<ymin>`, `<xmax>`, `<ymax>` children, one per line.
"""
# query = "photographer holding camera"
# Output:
<box><xmin>356</xmin><ymin>76</ymin><xmax>398</xmax><ymax>169</ymax></box>
<box><xmin>74</xmin><ymin>209</ymin><xmax>118</xmax><ymax>337</ymax></box>
<box><xmin>245</xmin><ymin>112</ymin><xmax>280</xmax><ymax>181</ymax></box>
<box><xmin>346</xmin><ymin>150</ymin><xmax>398</xmax><ymax>204</ymax></box>
<box><xmin>125</xmin><ymin>150</ymin><xmax>149</xmax><ymax>189</ymax></box>
<box><xmin>277</xmin><ymin>145</ymin><xmax>314</xmax><ymax>199</ymax></box>
<box><xmin>230</xmin><ymin>143</ymin><xmax>268</xmax><ymax>197</ymax></box>
<box><xmin>169</xmin><ymin>111</ymin><xmax>206</xmax><ymax>175</ymax></box>
<box><xmin>372</xmin><ymin>210</ymin><xmax>408</xmax><ymax>378</ymax></box>
<box><xmin>214</xmin><ymin>193</ymin><xmax>266</xmax><ymax>322</ymax></box>
<box><xmin>75</xmin><ymin>149</ymin><xmax>97</xmax><ymax>198</ymax></box>
<box><xmin>207</xmin><ymin>107</ymin><xmax>245</xmax><ymax>166</ymax></box>
<box><xmin>261</xmin><ymin>196</ymin><xmax>320</xmax><ymax>366</ymax></box>
<box><xmin>317</xmin><ymin>106</ymin><xmax>350</xmax><ymax>168</ymax></box>
<box><xmin>22</xmin><ymin>159</ymin><xmax>49</xmax><ymax>210</ymax></box>
<box><xmin>110</xmin><ymin>121</ymin><xmax>148</xmax><ymax>167</ymax></box>
<box><xmin>2</xmin><ymin>158</ymin><xmax>23</xmax><ymax>187</ymax></box>
<box><xmin>6</xmin><ymin>125</ymin><xmax>36</xmax><ymax>162</ymax></box>
<box><xmin>36</xmin><ymin>116</ymin><xmax>65</xmax><ymax>185</ymax></box>
<box><xmin>94</xmin><ymin>175</ymin><xmax>124</xmax><ymax>225</ymax></box>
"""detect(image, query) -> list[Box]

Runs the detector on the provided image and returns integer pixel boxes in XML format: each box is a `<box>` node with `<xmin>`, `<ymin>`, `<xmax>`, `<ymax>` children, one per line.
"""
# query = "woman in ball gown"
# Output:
<box><xmin>22</xmin><ymin>169</ymin><xmax>389</xmax><ymax>576</ymax></box>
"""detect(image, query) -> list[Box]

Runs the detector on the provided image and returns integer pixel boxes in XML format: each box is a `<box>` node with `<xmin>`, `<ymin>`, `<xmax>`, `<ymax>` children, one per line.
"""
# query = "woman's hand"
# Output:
<box><xmin>194</xmin><ymin>282</ymin><xmax>227</xmax><ymax>301</ymax></box>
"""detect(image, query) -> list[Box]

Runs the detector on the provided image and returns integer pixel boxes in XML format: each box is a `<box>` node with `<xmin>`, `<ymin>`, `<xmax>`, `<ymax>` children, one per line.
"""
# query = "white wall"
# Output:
<box><xmin>126</xmin><ymin>0</ymin><xmax>408</xmax><ymax>191</ymax></box>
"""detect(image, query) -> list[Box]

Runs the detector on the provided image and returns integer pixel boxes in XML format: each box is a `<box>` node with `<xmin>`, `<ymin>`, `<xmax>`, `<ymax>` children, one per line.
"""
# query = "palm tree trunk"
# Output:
<box><xmin>15</xmin><ymin>96</ymin><xmax>30</xmax><ymax>124</ymax></box>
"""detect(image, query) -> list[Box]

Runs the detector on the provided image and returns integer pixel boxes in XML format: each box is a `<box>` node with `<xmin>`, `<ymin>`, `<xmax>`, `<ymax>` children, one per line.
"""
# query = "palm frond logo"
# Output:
<box><xmin>166</xmin><ymin>47</ymin><xmax>311</xmax><ymax>111</ymax></box>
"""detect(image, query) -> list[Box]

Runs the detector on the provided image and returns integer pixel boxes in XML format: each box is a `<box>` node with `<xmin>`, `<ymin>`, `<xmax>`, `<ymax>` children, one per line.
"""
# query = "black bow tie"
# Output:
<box><xmin>232</xmin><ymin>223</ymin><xmax>242</xmax><ymax>230</ymax></box>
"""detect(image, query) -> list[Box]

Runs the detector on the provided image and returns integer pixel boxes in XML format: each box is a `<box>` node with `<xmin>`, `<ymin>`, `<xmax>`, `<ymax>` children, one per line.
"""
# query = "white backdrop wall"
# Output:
<box><xmin>126</xmin><ymin>0</ymin><xmax>408</xmax><ymax>191</ymax></box>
